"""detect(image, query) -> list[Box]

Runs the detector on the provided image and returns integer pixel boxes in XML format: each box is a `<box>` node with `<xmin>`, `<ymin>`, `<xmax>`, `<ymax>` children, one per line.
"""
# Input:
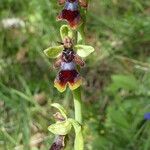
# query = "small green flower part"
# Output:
<box><xmin>48</xmin><ymin>103</ymin><xmax>71</xmax><ymax>135</ymax></box>
<box><xmin>44</xmin><ymin>45</ymin><xmax>63</xmax><ymax>58</ymax></box>
<box><xmin>48</xmin><ymin>120</ymin><xmax>72</xmax><ymax>135</ymax></box>
<box><xmin>48</xmin><ymin>103</ymin><xmax>83</xmax><ymax>150</ymax></box>
<box><xmin>60</xmin><ymin>25</ymin><xmax>73</xmax><ymax>40</ymax></box>
<box><xmin>44</xmin><ymin>25</ymin><xmax>94</xmax><ymax>59</ymax></box>
<box><xmin>51</xmin><ymin>103</ymin><xmax>67</xmax><ymax>119</ymax></box>
<box><xmin>68</xmin><ymin>118</ymin><xmax>83</xmax><ymax>150</ymax></box>
<box><xmin>74</xmin><ymin>44</ymin><xmax>94</xmax><ymax>58</ymax></box>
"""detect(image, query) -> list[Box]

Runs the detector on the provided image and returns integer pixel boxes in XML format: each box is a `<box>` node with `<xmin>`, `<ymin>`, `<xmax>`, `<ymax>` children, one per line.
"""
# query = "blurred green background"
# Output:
<box><xmin>0</xmin><ymin>0</ymin><xmax>150</xmax><ymax>149</ymax></box>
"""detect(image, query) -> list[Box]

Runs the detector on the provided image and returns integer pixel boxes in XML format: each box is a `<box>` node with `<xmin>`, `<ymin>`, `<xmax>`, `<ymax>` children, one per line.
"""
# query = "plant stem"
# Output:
<box><xmin>72</xmin><ymin>22</ymin><xmax>85</xmax><ymax>150</ymax></box>
<box><xmin>73</xmin><ymin>87</ymin><xmax>82</xmax><ymax>124</ymax></box>
<box><xmin>72</xmin><ymin>2</ymin><xmax>88</xmax><ymax>149</ymax></box>
<box><xmin>72</xmin><ymin>87</ymin><xmax>83</xmax><ymax>150</ymax></box>
<box><xmin>72</xmin><ymin>29</ymin><xmax>84</xmax><ymax>148</ymax></box>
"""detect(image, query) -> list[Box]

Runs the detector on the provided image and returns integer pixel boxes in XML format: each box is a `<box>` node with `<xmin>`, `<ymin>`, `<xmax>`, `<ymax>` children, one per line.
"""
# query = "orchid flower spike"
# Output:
<box><xmin>57</xmin><ymin>0</ymin><xmax>88</xmax><ymax>29</ymax></box>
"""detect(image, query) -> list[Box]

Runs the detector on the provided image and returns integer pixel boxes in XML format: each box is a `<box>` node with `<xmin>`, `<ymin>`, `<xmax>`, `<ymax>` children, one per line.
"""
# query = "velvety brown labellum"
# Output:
<box><xmin>53</xmin><ymin>48</ymin><xmax>84</xmax><ymax>92</ymax></box>
<box><xmin>57</xmin><ymin>0</ymin><xmax>82</xmax><ymax>29</ymax></box>
<box><xmin>50</xmin><ymin>135</ymin><xmax>65</xmax><ymax>150</ymax></box>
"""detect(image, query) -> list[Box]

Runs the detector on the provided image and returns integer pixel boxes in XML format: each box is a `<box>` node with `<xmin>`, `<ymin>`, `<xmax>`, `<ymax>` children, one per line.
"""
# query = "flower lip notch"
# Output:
<box><xmin>57</xmin><ymin>0</ymin><xmax>87</xmax><ymax>29</ymax></box>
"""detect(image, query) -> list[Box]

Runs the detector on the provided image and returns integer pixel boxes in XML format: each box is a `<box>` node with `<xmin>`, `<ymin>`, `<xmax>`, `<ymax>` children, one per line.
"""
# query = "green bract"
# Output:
<box><xmin>43</xmin><ymin>25</ymin><xmax>94</xmax><ymax>59</ymax></box>
<box><xmin>68</xmin><ymin>119</ymin><xmax>83</xmax><ymax>150</ymax></box>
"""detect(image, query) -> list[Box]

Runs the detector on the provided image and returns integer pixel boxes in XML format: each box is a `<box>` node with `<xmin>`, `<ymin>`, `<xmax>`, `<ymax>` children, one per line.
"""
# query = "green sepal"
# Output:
<box><xmin>51</xmin><ymin>103</ymin><xmax>67</xmax><ymax>120</ymax></box>
<box><xmin>77</xmin><ymin>24</ymin><xmax>85</xmax><ymax>44</ymax></box>
<box><xmin>74</xmin><ymin>44</ymin><xmax>94</xmax><ymax>58</ymax></box>
<box><xmin>48</xmin><ymin>120</ymin><xmax>72</xmax><ymax>135</ymax></box>
<box><xmin>44</xmin><ymin>45</ymin><xmax>63</xmax><ymax>58</ymax></box>
<box><xmin>60</xmin><ymin>25</ymin><xmax>73</xmax><ymax>40</ymax></box>
<box><xmin>68</xmin><ymin>119</ymin><xmax>83</xmax><ymax>150</ymax></box>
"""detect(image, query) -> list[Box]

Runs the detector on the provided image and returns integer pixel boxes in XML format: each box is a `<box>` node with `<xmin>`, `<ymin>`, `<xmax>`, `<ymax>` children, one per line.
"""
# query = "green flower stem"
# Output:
<box><xmin>72</xmin><ymin>9</ymin><xmax>87</xmax><ymax>150</ymax></box>
<box><xmin>72</xmin><ymin>28</ymin><xmax>84</xmax><ymax>149</ymax></box>
<box><xmin>73</xmin><ymin>87</ymin><xmax>82</xmax><ymax>124</ymax></box>
<box><xmin>72</xmin><ymin>2</ymin><xmax>89</xmax><ymax>149</ymax></box>
<box><xmin>72</xmin><ymin>87</ymin><xmax>83</xmax><ymax>150</ymax></box>
<box><xmin>72</xmin><ymin>23</ymin><xmax>85</xmax><ymax>150</ymax></box>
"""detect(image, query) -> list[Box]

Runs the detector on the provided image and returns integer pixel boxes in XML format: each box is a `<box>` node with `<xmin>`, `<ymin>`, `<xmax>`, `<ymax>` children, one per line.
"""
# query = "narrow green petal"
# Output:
<box><xmin>44</xmin><ymin>45</ymin><xmax>63</xmax><ymax>58</ymax></box>
<box><xmin>74</xmin><ymin>44</ymin><xmax>94</xmax><ymax>58</ymax></box>
<box><xmin>60</xmin><ymin>25</ymin><xmax>73</xmax><ymax>40</ymax></box>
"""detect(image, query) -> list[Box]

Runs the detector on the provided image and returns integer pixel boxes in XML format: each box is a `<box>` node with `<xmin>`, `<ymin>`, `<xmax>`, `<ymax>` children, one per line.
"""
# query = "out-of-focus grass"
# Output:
<box><xmin>0</xmin><ymin>0</ymin><xmax>150</xmax><ymax>149</ymax></box>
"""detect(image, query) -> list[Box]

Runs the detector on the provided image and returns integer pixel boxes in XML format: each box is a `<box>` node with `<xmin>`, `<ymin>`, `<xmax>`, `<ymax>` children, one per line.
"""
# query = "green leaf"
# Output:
<box><xmin>69</xmin><ymin>119</ymin><xmax>84</xmax><ymax>150</ymax></box>
<box><xmin>60</xmin><ymin>25</ymin><xmax>73</xmax><ymax>40</ymax></box>
<box><xmin>107</xmin><ymin>74</ymin><xmax>138</xmax><ymax>93</ymax></box>
<box><xmin>43</xmin><ymin>45</ymin><xmax>63</xmax><ymax>58</ymax></box>
<box><xmin>48</xmin><ymin>120</ymin><xmax>72</xmax><ymax>135</ymax></box>
<box><xmin>74</xmin><ymin>44</ymin><xmax>94</xmax><ymax>58</ymax></box>
<box><xmin>51</xmin><ymin>103</ymin><xmax>67</xmax><ymax>119</ymax></box>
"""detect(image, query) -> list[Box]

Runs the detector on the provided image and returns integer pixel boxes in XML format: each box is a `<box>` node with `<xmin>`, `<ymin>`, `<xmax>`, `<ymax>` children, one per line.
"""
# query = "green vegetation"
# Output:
<box><xmin>0</xmin><ymin>0</ymin><xmax>150</xmax><ymax>149</ymax></box>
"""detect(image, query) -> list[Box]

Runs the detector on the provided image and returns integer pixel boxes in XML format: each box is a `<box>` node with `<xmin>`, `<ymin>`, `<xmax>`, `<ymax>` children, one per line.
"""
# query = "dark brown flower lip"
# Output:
<box><xmin>50</xmin><ymin>135</ymin><xmax>66</xmax><ymax>150</ymax></box>
<box><xmin>52</xmin><ymin>39</ymin><xmax>85</xmax><ymax>92</ymax></box>
<box><xmin>57</xmin><ymin>0</ymin><xmax>82</xmax><ymax>29</ymax></box>
<box><xmin>54</xmin><ymin>70</ymin><xmax>82</xmax><ymax>92</ymax></box>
